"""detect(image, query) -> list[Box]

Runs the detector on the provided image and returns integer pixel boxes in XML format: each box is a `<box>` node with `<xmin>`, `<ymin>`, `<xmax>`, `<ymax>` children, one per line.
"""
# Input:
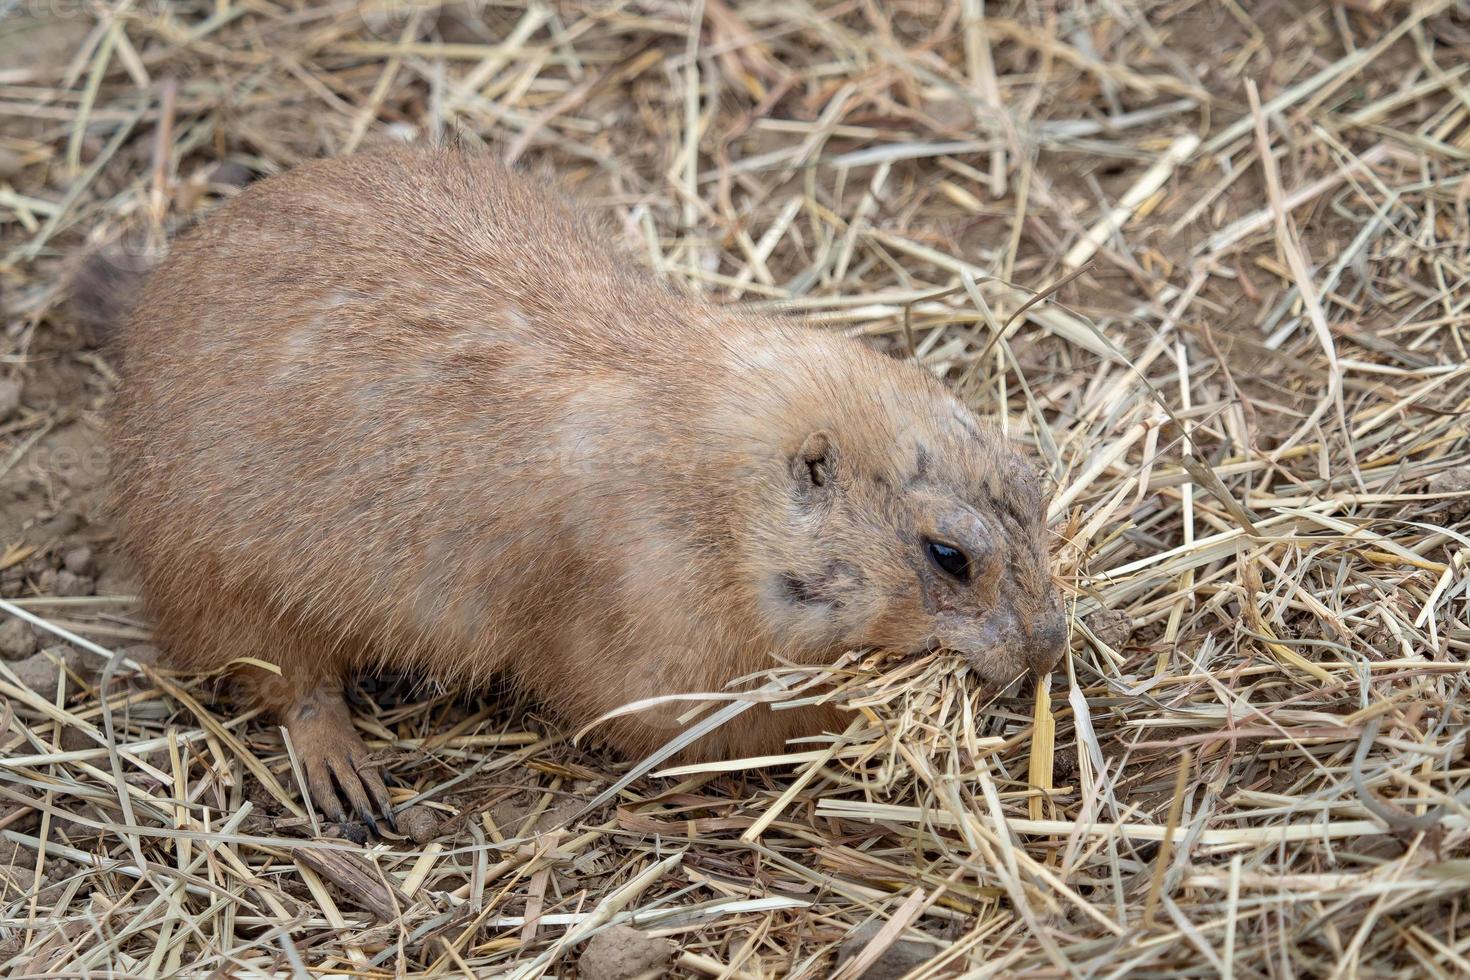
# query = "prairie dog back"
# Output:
<box><xmin>112</xmin><ymin>148</ymin><xmax>1064</xmax><ymax>826</ymax></box>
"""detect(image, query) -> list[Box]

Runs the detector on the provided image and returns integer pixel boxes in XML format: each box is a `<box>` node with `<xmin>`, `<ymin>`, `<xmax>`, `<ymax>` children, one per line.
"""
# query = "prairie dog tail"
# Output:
<box><xmin>69</xmin><ymin>244</ymin><xmax>153</xmax><ymax>336</ymax></box>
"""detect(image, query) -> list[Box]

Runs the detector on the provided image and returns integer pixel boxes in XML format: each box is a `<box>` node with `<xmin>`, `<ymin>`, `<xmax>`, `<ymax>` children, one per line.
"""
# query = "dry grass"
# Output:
<box><xmin>1</xmin><ymin>0</ymin><xmax>1469</xmax><ymax>975</ymax></box>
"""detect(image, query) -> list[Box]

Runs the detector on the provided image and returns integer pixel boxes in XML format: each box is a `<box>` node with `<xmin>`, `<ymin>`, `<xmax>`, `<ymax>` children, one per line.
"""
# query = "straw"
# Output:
<box><xmin>1</xmin><ymin>0</ymin><xmax>1467</xmax><ymax>974</ymax></box>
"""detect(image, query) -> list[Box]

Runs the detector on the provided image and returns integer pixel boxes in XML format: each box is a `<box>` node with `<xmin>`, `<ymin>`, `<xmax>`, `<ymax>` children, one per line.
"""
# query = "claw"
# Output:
<box><xmin>305</xmin><ymin>755</ymin><xmax>347</xmax><ymax>824</ymax></box>
<box><xmin>335</xmin><ymin>758</ymin><xmax>382</xmax><ymax>835</ymax></box>
<box><xmin>360</xmin><ymin>764</ymin><xmax>397</xmax><ymax>833</ymax></box>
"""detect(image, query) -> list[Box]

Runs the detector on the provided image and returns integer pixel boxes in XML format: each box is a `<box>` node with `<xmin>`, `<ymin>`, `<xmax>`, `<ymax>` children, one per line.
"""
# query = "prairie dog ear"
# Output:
<box><xmin>792</xmin><ymin>431</ymin><xmax>836</xmax><ymax>490</ymax></box>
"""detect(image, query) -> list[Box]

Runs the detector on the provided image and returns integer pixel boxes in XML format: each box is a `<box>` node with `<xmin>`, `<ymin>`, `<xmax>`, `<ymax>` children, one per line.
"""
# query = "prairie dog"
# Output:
<box><xmin>108</xmin><ymin>148</ymin><xmax>1065</xmax><ymax>828</ymax></box>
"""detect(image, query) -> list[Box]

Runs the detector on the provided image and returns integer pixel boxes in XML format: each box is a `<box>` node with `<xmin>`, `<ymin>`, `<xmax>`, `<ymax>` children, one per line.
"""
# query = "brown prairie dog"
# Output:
<box><xmin>108</xmin><ymin>148</ymin><xmax>1065</xmax><ymax>828</ymax></box>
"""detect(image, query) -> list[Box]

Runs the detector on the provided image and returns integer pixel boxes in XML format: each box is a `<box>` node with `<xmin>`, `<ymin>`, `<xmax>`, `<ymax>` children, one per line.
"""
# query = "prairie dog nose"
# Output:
<box><xmin>1027</xmin><ymin>613</ymin><xmax>1067</xmax><ymax>677</ymax></box>
<box><xmin>945</xmin><ymin>609</ymin><xmax>1064</xmax><ymax>683</ymax></box>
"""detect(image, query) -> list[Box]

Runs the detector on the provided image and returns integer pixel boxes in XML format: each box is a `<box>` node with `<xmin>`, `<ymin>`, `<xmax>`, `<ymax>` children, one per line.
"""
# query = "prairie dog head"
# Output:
<box><xmin>734</xmin><ymin>338</ymin><xmax>1065</xmax><ymax>687</ymax></box>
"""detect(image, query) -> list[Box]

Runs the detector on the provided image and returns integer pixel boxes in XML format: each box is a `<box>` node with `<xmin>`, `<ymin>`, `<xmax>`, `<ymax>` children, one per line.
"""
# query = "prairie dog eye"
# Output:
<box><xmin>924</xmin><ymin>539</ymin><xmax>971</xmax><ymax>583</ymax></box>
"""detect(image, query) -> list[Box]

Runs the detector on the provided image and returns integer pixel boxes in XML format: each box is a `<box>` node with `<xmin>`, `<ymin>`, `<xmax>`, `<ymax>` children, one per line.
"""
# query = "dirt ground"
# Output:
<box><xmin>2</xmin><ymin>0</ymin><xmax>1470</xmax><ymax>976</ymax></box>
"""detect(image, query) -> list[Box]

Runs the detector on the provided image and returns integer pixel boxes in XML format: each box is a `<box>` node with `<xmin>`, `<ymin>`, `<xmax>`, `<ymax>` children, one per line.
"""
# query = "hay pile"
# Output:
<box><xmin>2</xmin><ymin>0</ymin><xmax>1469</xmax><ymax>975</ymax></box>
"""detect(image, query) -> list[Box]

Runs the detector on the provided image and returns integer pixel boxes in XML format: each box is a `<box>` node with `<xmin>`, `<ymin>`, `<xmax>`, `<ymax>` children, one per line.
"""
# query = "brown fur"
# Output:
<box><xmin>109</xmin><ymin>147</ymin><xmax>1064</xmax><ymax>822</ymax></box>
